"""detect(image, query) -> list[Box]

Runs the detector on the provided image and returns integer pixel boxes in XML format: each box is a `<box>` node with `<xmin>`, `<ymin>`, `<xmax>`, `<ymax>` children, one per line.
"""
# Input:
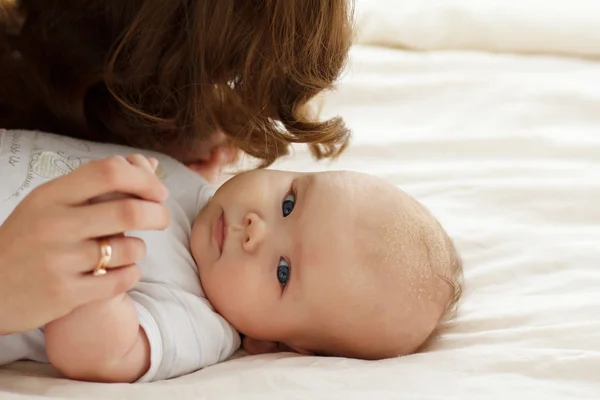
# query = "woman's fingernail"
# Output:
<box><xmin>148</xmin><ymin>157</ymin><xmax>159</xmax><ymax>171</ymax></box>
<box><xmin>161</xmin><ymin>185</ymin><xmax>170</xmax><ymax>199</ymax></box>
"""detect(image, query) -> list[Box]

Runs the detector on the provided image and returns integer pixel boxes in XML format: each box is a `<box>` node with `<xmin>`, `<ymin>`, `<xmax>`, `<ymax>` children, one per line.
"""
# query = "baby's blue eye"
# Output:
<box><xmin>277</xmin><ymin>258</ymin><xmax>290</xmax><ymax>287</ymax></box>
<box><xmin>282</xmin><ymin>193</ymin><xmax>295</xmax><ymax>217</ymax></box>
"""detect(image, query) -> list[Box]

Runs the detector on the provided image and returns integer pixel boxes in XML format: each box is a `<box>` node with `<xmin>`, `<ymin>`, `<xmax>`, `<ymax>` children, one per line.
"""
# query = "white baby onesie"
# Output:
<box><xmin>0</xmin><ymin>130</ymin><xmax>240</xmax><ymax>382</ymax></box>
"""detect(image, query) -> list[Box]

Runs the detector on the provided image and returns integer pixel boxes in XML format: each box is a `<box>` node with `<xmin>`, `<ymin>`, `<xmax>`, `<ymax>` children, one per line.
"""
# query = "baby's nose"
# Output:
<box><xmin>242</xmin><ymin>212</ymin><xmax>266</xmax><ymax>252</ymax></box>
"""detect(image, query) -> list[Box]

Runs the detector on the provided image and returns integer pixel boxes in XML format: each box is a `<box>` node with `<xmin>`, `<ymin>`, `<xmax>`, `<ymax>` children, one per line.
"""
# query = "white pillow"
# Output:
<box><xmin>354</xmin><ymin>0</ymin><xmax>600</xmax><ymax>57</ymax></box>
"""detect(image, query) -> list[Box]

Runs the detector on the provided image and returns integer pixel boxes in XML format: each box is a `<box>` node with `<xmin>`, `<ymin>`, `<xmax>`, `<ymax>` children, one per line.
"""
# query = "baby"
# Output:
<box><xmin>0</xmin><ymin>130</ymin><xmax>463</xmax><ymax>382</ymax></box>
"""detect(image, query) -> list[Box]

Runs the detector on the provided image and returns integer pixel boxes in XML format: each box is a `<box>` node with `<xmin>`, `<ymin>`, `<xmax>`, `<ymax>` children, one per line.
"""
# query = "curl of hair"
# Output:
<box><xmin>0</xmin><ymin>0</ymin><xmax>354</xmax><ymax>166</ymax></box>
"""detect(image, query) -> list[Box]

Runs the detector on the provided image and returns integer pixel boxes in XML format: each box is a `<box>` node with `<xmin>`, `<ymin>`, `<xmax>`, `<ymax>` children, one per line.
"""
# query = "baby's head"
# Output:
<box><xmin>191</xmin><ymin>169</ymin><xmax>462</xmax><ymax>359</ymax></box>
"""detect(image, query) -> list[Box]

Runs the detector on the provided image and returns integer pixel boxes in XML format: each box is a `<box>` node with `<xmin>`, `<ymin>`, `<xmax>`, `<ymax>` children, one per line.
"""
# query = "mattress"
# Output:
<box><xmin>1</xmin><ymin>1</ymin><xmax>599</xmax><ymax>398</ymax></box>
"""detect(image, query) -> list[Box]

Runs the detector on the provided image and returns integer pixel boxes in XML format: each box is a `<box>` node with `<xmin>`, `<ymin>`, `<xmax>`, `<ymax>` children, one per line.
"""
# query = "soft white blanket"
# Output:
<box><xmin>1</xmin><ymin>1</ymin><xmax>599</xmax><ymax>399</ymax></box>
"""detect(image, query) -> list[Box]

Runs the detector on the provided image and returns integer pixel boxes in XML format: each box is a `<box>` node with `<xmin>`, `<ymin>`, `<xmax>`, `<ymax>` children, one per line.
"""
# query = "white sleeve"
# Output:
<box><xmin>128</xmin><ymin>282</ymin><xmax>240</xmax><ymax>383</ymax></box>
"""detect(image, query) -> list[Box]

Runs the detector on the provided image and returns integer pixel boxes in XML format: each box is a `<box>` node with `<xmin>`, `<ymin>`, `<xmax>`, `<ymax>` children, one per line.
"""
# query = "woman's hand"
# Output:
<box><xmin>0</xmin><ymin>155</ymin><xmax>170</xmax><ymax>334</ymax></box>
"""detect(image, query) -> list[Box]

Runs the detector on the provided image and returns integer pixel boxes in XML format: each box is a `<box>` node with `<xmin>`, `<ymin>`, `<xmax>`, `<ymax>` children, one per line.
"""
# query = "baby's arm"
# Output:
<box><xmin>44</xmin><ymin>293</ymin><xmax>150</xmax><ymax>383</ymax></box>
<box><xmin>44</xmin><ymin>155</ymin><xmax>159</xmax><ymax>382</ymax></box>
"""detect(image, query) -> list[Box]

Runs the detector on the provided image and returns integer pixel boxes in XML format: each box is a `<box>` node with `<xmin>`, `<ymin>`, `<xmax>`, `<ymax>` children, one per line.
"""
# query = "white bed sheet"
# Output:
<box><xmin>1</xmin><ymin>1</ymin><xmax>600</xmax><ymax>399</ymax></box>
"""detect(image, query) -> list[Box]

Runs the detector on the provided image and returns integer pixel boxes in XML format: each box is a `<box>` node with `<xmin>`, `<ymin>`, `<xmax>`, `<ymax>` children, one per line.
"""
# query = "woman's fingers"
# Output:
<box><xmin>38</xmin><ymin>156</ymin><xmax>168</xmax><ymax>206</ymax></box>
<box><xmin>78</xmin><ymin>264</ymin><xmax>142</xmax><ymax>303</ymax></box>
<box><xmin>75</xmin><ymin>198</ymin><xmax>170</xmax><ymax>239</ymax></box>
<box><xmin>126</xmin><ymin>154</ymin><xmax>157</xmax><ymax>172</ymax></box>
<box><xmin>148</xmin><ymin>157</ymin><xmax>159</xmax><ymax>171</ymax></box>
<box><xmin>79</xmin><ymin>236</ymin><xmax>146</xmax><ymax>274</ymax></box>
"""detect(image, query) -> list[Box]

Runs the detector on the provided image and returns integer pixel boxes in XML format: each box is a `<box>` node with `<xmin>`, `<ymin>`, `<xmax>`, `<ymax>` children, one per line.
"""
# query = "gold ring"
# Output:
<box><xmin>92</xmin><ymin>238</ymin><xmax>112</xmax><ymax>276</ymax></box>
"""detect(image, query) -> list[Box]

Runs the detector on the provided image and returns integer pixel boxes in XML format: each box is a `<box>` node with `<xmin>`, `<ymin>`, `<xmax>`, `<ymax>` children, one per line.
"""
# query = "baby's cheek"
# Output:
<box><xmin>203</xmin><ymin>260</ymin><xmax>236</xmax><ymax>299</ymax></box>
<box><xmin>203</xmin><ymin>268</ymin><xmax>245</xmax><ymax>325</ymax></box>
<box><xmin>216</xmin><ymin>260</ymin><xmax>253</xmax><ymax>301</ymax></box>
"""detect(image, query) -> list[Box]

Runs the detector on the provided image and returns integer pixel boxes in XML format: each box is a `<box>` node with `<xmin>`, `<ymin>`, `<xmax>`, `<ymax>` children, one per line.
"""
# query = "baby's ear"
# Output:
<box><xmin>242</xmin><ymin>337</ymin><xmax>314</xmax><ymax>356</ymax></box>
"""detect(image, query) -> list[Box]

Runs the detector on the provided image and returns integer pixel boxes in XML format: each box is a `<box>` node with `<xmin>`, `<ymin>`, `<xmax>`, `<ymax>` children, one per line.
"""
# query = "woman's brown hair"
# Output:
<box><xmin>0</xmin><ymin>0</ymin><xmax>353</xmax><ymax>166</ymax></box>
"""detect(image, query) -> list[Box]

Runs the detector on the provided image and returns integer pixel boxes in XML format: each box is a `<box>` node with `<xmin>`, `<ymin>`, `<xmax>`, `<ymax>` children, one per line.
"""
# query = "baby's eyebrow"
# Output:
<box><xmin>291</xmin><ymin>175</ymin><xmax>314</xmax><ymax>285</ymax></box>
<box><xmin>294</xmin><ymin>174</ymin><xmax>313</xmax><ymax>221</ymax></box>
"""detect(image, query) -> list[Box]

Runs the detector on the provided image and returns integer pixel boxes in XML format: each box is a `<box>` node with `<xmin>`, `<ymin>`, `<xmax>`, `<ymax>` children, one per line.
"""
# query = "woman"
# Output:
<box><xmin>0</xmin><ymin>0</ymin><xmax>353</xmax><ymax>334</ymax></box>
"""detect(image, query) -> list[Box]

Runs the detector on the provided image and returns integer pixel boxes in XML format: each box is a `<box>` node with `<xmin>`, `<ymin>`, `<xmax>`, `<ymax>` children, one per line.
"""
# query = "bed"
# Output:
<box><xmin>1</xmin><ymin>1</ymin><xmax>599</xmax><ymax>398</ymax></box>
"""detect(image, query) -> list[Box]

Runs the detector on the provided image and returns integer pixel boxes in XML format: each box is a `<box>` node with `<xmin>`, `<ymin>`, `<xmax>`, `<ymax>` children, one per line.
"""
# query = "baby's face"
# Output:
<box><xmin>191</xmin><ymin>169</ymin><xmax>451</xmax><ymax>357</ymax></box>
